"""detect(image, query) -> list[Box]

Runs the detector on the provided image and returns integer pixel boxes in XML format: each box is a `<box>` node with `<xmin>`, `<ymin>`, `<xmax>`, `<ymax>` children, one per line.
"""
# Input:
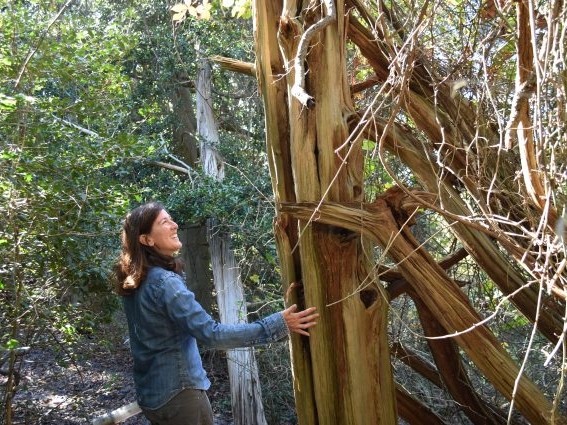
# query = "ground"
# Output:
<box><xmin>7</xmin><ymin>317</ymin><xmax>234</xmax><ymax>425</ymax></box>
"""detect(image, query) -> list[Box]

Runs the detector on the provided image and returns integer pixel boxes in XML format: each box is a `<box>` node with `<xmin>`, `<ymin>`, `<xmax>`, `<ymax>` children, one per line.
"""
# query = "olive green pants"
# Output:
<box><xmin>141</xmin><ymin>389</ymin><xmax>214</xmax><ymax>425</ymax></box>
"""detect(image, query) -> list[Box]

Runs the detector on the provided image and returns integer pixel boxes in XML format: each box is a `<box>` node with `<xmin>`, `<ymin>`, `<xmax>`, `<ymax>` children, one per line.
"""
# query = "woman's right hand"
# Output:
<box><xmin>282</xmin><ymin>304</ymin><xmax>319</xmax><ymax>336</ymax></box>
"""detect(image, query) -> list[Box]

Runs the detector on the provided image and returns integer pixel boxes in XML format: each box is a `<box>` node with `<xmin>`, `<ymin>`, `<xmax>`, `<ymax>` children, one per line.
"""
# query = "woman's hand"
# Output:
<box><xmin>282</xmin><ymin>304</ymin><xmax>319</xmax><ymax>336</ymax></box>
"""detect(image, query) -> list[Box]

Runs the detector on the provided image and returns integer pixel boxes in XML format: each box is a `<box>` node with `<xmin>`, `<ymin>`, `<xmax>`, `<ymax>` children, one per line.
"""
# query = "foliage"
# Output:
<box><xmin>1</xmin><ymin>0</ymin><xmax>288</xmax><ymax>421</ymax></box>
<box><xmin>0</xmin><ymin>2</ymin><xmax>157</xmax><ymax>423</ymax></box>
<box><xmin>170</xmin><ymin>0</ymin><xmax>252</xmax><ymax>21</ymax></box>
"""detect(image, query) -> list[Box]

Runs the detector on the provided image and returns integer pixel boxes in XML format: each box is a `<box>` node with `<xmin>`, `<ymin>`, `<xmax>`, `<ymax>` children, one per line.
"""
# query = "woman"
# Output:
<box><xmin>113</xmin><ymin>201</ymin><xmax>318</xmax><ymax>425</ymax></box>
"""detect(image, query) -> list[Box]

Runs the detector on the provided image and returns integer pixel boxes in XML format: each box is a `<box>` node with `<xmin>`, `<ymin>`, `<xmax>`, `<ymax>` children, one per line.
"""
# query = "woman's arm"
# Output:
<box><xmin>161</xmin><ymin>276</ymin><xmax>317</xmax><ymax>348</ymax></box>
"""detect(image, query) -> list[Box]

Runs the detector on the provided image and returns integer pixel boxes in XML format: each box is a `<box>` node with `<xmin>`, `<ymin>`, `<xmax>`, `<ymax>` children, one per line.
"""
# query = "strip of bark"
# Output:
<box><xmin>280</xmin><ymin>198</ymin><xmax>566</xmax><ymax>425</ymax></box>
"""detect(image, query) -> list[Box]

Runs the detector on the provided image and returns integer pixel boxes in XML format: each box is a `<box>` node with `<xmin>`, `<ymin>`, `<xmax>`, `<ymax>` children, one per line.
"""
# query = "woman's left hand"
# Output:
<box><xmin>282</xmin><ymin>304</ymin><xmax>319</xmax><ymax>336</ymax></box>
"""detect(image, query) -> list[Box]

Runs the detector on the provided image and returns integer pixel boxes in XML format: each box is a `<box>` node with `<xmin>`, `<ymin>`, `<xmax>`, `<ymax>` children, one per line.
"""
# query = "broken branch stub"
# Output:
<box><xmin>290</xmin><ymin>0</ymin><xmax>336</xmax><ymax>109</ymax></box>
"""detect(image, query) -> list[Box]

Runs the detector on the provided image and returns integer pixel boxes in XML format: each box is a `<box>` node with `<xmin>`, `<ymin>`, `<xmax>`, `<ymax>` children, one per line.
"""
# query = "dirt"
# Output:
<box><xmin>6</xmin><ymin>320</ymin><xmax>234</xmax><ymax>425</ymax></box>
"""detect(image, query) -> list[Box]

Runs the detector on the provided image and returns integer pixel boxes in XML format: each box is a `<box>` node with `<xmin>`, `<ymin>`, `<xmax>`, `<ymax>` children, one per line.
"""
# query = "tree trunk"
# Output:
<box><xmin>170</xmin><ymin>69</ymin><xmax>215</xmax><ymax>311</ymax></box>
<box><xmin>172</xmin><ymin>71</ymin><xmax>199</xmax><ymax>167</ymax></box>
<box><xmin>207</xmin><ymin>220</ymin><xmax>267</xmax><ymax>425</ymax></box>
<box><xmin>179</xmin><ymin>224</ymin><xmax>214</xmax><ymax>312</ymax></box>
<box><xmin>253</xmin><ymin>0</ymin><xmax>565</xmax><ymax>423</ymax></box>
<box><xmin>196</xmin><ymin>58</ymin><xmax>267</xmax><ymax>425</ymax></box>
<box><xmin>253</xmin><ymin>1</ymin><xmax>397</xmax><ymax>424</ymax></box>
<box><xmin>281</xmin><ymin>197</ymin><xmax>566</xmax><ymax>425</ymax></box>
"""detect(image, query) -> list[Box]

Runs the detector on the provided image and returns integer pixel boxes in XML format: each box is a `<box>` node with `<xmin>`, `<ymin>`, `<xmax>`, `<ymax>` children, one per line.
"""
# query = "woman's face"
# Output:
<box><xmin>139</xmin><ymin>209</ymin><xmax>182</xmax><ymax>256</ymax></box>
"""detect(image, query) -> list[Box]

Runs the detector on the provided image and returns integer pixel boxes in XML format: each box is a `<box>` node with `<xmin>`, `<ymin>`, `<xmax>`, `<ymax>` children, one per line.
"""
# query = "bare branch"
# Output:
<box><xmin>152</xmin><ymin>160</ymin><xmax>191</xmax><ymax>175</ymax></box>
<box><xmin>51</xmin><ymin>114</ymin><xmax>101</xmax><ymax>138</ymax></box>
<box><xmin>290</xmin><ymin>0</ymin><xmax>336</xmax><ymax>108</ymax></box>
<box><xmin>210</xmin><ymin>55</ymin><xmax>256</xmax><ymax>77</ymax></box>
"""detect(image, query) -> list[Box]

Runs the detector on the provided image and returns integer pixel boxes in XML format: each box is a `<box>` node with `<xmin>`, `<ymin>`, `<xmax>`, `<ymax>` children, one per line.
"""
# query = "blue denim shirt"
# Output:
<box><xmin>122</xmin><ymin>266</ymin><xmax>288</xmax><ymax>409</ymax></box>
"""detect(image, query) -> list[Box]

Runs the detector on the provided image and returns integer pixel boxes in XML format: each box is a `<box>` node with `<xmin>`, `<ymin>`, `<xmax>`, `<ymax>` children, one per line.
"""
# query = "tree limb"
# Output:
<box><xmin>152</xmin><ymin>161</ymin><xmax>191</xmax><ymax>175</ymax></box>
<box><xmin>396</xmin><ymin>384</ymin><xmax>447</xmax><ymax>425</ymax></box>
<box><xmin>51</xmin><ymin>114</ymin><xmax>101</xmax><ymax>138</ymax></box>
<box><xmin>509</xmin><ymin>0</ymin><xmax>555</xmax><ymax>223</ymax></box>
<box><xmin>290</xmin><ymin>0</ymin><xmax>336</xmax><ymax>108</ymax></box>
<box><xmin>210</xmin><ymin>55</ymin><xmax>256</xmax><ymax>76</ymax></box>
<box><xmin>391</xmin><ymin>342</ymin><xmax>442</xmax><ymax>387</ymax></box>
<box><xmin>91</xmin><ymin>401</ymin><xmax>141</xmax><ymax>425</ymax></box>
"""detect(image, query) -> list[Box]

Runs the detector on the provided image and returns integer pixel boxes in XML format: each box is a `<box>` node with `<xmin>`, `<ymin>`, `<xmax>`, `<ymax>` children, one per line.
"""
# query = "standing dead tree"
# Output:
<box><xmin>251</xmin><ymin>0</ymin><xmax>566</xmax><ymax>424</ymax></box>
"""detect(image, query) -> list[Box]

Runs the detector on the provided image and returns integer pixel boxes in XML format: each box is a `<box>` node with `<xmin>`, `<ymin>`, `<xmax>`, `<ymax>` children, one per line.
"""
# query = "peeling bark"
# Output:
<box><xmin>253</xmin><ymin>0</ymin><xmax>566</xmax><ymax>423</ymax></box>
<box><xmin>254</xmin><ymin>1</ymin><xmax>397</xmax><ymax>423</ymax></box>
<box><xmin>280</xmin><ymin>196</ymin><xmax>566</xmax><ymax>425</ymax></box>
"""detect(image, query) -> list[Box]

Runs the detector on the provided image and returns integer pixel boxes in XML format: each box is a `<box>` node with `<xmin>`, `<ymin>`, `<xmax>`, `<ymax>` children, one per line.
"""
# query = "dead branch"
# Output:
<box><xmin>91</xmin><ymin>401</ymin><xmax>141</xmax><ymax>425</ymax></box>
<box><xmin>210</xmin><ymin>55</ymin><xmax>256</xmax><ymax>76</ymax></box>
<box><xmin>152</xmin><ymin>161</ymin><xmax>191</xmax><ymax>175</ymax></box>
<box><xmin>290</xmin><ymin>0</ymin><xmax>336</xmax><ymax>108</ymax></box>
<box><xmin>391</xmin><ymin>342</ymin><xmax>442</xmax><ymax>387</ymax></box>
<box><xmin>396</xmin><ymin>384</ymin><xmax>447</xmax><ymax>425</ymax></box>
<box><xmin>350</xmin><ymin>75</ymin><xmax>380</xmax><ymax>93</ymax></box>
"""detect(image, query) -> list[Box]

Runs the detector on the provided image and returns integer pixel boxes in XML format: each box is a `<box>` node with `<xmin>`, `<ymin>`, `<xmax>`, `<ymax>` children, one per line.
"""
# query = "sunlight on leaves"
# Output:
<box><xmin>171</xmin><ymin>0</ymin><xmax>212</xmax><ymax>23</ymax></box>
<box><xmin>6</xmin><ymin>339</ymin><xmax>19</xmax><ymax>350</ymax></box>
<box><xmin>0</xmin><ymin>94</ymin><xmax>17</xmax><ymax>111</ymax></box>
<box><xmin>219</xmin><ymin>0</ymin><xmax>251</xmax><ymax>18</ymax></box>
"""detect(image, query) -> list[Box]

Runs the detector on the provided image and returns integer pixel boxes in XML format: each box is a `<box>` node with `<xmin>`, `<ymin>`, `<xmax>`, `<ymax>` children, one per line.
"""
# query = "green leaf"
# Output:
<box><xmin>6</xmin><ymin>339</ymin><xmax>19</xmax><ymax>350</ymax></box>
<box><xmin>362</xmin><ymin>139</ymin><xmax>376</xmax><ymax>151</ymax></box>
<box><xmin>0</xmin><ymin>94</ymin><xmax>17</xmax><ymax>111</ymax></box>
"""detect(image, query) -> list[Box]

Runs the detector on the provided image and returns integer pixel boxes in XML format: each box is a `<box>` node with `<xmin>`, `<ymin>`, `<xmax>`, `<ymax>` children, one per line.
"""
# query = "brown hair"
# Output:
<box><xmin>113</xmin><ymin>201</ymin><xmax>183</xmax><ymax>296</ymax></box>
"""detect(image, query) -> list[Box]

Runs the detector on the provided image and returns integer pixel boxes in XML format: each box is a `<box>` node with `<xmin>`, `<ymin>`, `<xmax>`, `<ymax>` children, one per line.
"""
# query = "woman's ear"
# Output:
<box><xmin>139</xmin><ymin>234</ymin><xmax>153</xmax><ymax>246</ymax></box>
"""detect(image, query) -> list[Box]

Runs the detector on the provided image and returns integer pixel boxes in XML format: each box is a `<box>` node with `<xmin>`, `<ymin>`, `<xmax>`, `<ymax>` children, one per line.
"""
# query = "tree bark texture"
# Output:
<box><xmin>172</xmin><ymin>71</ymin><xmax>199</xmax><ymax>167</ymax></box>
<box><xmin>280</xmin><ymin>197</ymin><xmax>566</xmax><ymax>425</ymax></box>
<box><xmin>179</xmin><ymin>224</ymin><xmax>214</xmax><ymax>313</ymax></box>
<box><xmin>254</xmin><ymin>0</ymin><xmax>566</xmax><ymax>424</ymax></box>
<box><xmin>254</xmin><ymin>1</ymin><xmax>397</xmax><ymax>424</ymax></box>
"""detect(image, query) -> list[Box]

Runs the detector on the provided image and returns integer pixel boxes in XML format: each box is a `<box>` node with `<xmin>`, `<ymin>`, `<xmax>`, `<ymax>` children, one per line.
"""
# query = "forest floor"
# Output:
<box><xmin>7</xmin><ymin>314</ymin><xmax>234</xmax><ymax>425</ymax></box>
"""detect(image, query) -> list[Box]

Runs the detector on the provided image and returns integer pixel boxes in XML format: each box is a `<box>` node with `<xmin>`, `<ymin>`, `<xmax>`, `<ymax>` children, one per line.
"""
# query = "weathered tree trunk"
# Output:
<box><xmin>281</xmin><ymin>197</ymin><xmax>566</xmax><ymax>425</ymax></box>
<box><xmin>207</xmin><ymin>221</ymin><xmax>267</xmax><ymax>425</ymax></box>
<box><xmin>172</xmin><ymin>71</ymin><xmax>199</xmax><ymax>167</ymax></box>
<box><xmin>171</xmin><ymin>71</ymin><xmax>215</xmax><ymax>312</ymax></box>
<box><xmin>253</xmin><ymin>1</ymin><xmax>397</xmax><ymax>424</ymax></box>
<box><xmin>179</xmin><ymin>224</ymin><xmax>214</xmax><ymax>312</ymax></box>
<box><xmin>196</xmin><ymin>58</ymin><xmax>267</xmax><ymax>425</ymax></box>
<box><xmin>253</xmin><ymin>0</ymin><xmax>565</xmax><ymax>423</ymax></box>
